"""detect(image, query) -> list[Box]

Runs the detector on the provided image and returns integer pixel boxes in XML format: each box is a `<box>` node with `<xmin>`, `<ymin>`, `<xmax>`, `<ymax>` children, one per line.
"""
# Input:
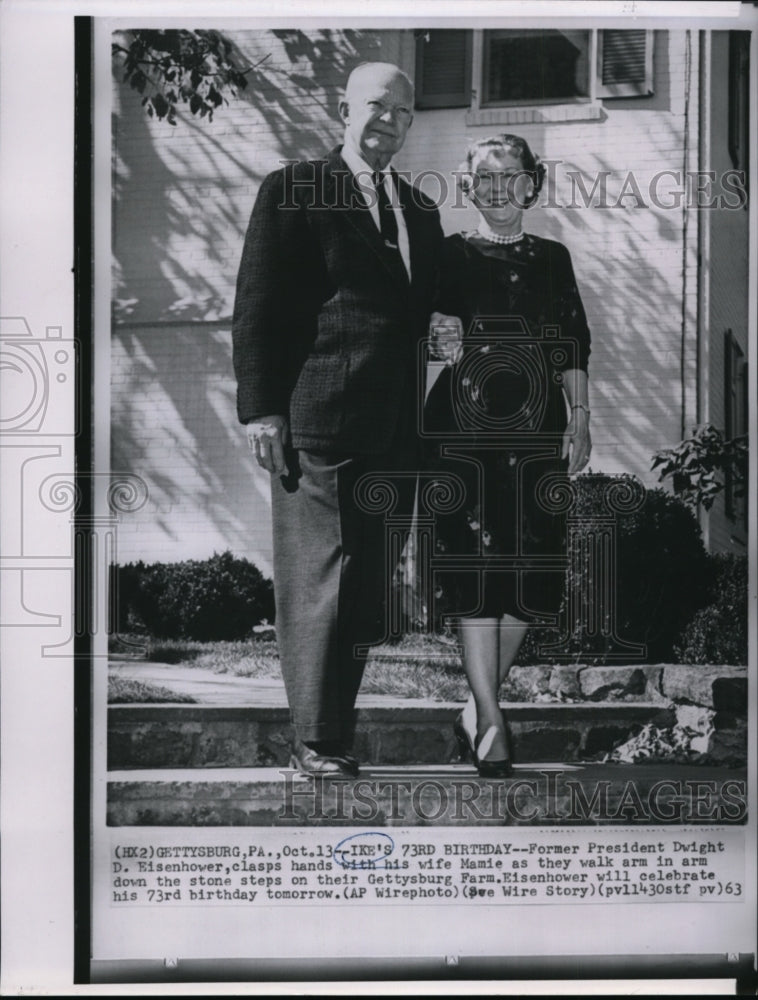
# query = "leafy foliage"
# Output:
<box><xmin>113</xmin><ymin>29</ymin><xmax>256</xmax><ymax>124</ymax></box>
<box><xmin>111</xmin><ymin>551</ymin><xmax>274</xmax><ymax>641</ymax></box>
<box><xmin>652</xmin><ymin>424</ymin><xmax>748</xmax><ymax>510</ymax></box>
<box><xmin>675</xmin><ymin>553</ymin><xmax>748</xmax><ymax>664</ymax></box>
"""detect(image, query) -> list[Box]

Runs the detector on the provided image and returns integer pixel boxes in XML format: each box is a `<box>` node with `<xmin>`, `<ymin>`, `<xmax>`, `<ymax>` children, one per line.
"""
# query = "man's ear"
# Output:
<box><xmin>338</xmin><ymin>99</ymin><xmax>349</xmax><ymax>124</ymax></box>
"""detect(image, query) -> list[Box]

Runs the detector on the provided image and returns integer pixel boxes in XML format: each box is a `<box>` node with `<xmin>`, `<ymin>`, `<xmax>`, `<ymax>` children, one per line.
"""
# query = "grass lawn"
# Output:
<box><xmin>108</xmin><ymin>676</ymin><xmax>196</xmax><ymax>703</ymax></box>
<box><xmin>111</xmin><ymin>632</ymin><xmax>472</xmax><ymax>702</ymax></box>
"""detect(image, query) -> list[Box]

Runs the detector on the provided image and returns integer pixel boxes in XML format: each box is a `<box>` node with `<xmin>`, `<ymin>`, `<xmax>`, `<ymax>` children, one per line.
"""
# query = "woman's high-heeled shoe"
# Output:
<box><xmin>453</xmin><ymin>712</ymin><xmax>476</xmax><ymax>763</ymax></box>
<box><xmin>475</xmin><ymin>725</ymin><xmax>513</xmax><ymax>779</ymax></box>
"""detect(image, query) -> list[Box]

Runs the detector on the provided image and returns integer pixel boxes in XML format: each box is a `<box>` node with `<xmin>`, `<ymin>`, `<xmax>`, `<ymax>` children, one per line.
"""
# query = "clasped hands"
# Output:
<box><xmin>429</xmin><ymin>311</ymin><xmax>464</xmax><ymax>365</ymax></box>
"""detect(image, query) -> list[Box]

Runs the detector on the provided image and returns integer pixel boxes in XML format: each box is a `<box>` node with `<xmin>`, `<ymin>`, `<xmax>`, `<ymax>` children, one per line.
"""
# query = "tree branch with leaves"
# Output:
<box><xmin>112</xmin><ymin>29</ymin><xmax>265</xmax><ymax>123</ymax></box>
<box><xmin>652</xmin><ymin>424</ymin><xmax>748</xmax><ymax>511</ymax></box>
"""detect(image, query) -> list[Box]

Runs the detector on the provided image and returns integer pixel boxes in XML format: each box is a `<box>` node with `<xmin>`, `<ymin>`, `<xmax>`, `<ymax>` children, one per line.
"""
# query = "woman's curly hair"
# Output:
<box><xmin>457</xmin><ymin>134</ymin><xmax>546</xmax><ymax>208</ymax></box>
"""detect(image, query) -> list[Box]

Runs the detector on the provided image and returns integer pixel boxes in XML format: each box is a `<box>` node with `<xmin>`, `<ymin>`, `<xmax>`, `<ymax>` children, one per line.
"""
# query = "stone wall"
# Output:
<box><xmin>502</xmin><ymin>663</ymin><xmax>747</xmax><ymax>766</ymax></box>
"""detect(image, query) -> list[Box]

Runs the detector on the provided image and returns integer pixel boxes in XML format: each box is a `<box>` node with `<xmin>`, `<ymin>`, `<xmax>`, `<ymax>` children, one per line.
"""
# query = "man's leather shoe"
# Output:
<box><xmin>290</xmin><ymin>740</ymin><xmax>357</xmax><ymax>778</ymax></box>
<box><xmin>308</xmin><ymin>740</ymin><xmax>360</xmax><ymax>777</ymax></box>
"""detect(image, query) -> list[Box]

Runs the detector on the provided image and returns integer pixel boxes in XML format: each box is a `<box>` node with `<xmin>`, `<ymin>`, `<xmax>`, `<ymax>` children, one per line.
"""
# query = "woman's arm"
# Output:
<box><xmin>561</xmin><ymin>368</ymin><xmax>591</xmax><ymax>475</ymax></box>
<box><xmin>554</xmin><ymin>242</ymin><xmax>591</xmax><ymax>475</ymax></box>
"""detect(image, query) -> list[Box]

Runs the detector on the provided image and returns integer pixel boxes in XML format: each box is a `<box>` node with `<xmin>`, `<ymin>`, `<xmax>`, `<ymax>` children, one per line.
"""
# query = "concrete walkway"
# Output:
<box><xmin>111</xmin><ymin>661</ymin><xmax>287</xmax><ymax>705</ymax></box>
<box><xmin>110</xmin><ymin>661</ymin><xmax>422</xmax><ymax>708</ymax></box>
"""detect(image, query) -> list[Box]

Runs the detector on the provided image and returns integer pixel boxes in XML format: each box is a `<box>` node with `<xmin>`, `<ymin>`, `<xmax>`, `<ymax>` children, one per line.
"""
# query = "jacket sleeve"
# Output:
<box><xmin>433</xmin><ymin>234</ymin><xmax>468</xmax><ymax>322</ymax></box>
<box><xmin>231</xmin><ymin>167</ymin><xmax>309</xmax><ymax>424</ymax></box>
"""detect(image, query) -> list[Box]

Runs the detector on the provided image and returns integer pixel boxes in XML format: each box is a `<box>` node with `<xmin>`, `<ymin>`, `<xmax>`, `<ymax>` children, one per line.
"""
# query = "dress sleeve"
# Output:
<box><xmin>554</xmin><ymin>243</ymin><xmax>591</xmax><ymax>373</ymax></box>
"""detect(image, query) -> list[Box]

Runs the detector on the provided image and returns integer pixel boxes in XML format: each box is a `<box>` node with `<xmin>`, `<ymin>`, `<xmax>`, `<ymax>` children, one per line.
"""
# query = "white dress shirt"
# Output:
<box><xmin>340</xmin><ymin>142</ymin><xmax>411</xmax><ymax>280</ymax></box>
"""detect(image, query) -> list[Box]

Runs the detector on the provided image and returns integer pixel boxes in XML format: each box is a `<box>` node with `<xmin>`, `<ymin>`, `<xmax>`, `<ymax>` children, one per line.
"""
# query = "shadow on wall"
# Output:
<box><xmin>112</xmin><ymin>28</ymin><xmax>380</xmax><ymax>325</ymax></box>
<box><xmin>111</xmin><ymin>325</ymin><xmax>263</xmax><ymax>557</ymax></box>
<box><xmin>538</xmin><ymin>146</ymin><xmax>689</xmax><ymax>475</ymax></box>
<box><xmin>111</xmin><ymin>29</ymin><xmax>396</xmax><ymax>565</ymax></box>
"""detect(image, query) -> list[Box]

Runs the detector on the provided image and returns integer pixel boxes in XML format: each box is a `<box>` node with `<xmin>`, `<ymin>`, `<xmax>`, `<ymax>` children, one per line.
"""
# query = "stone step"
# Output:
<box><xmin>107</xmin><ymin>763</ymin><xmax>747</xmax><ymax>827</ymax></box>
<box><xmin>109</xmin><ymin>702</ymin><xmax>676</xmax><ymax>770</ymax></box>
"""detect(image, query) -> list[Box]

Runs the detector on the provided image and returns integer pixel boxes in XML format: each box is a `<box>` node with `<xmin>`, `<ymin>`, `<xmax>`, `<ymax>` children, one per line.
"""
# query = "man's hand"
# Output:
<box><xmin>246</xmin><ymin>415</ymin><xmax>289</xmax><ymax>475</ymax></box>
<box><xmin>429</xmin><ymin>311</ymin><xmax>464</xmax><ymax>366</ymax></box>
<box><xmin>562</xmin><ymin>408</ymin><xmax>592</xmax><ymax>475</ymax></box>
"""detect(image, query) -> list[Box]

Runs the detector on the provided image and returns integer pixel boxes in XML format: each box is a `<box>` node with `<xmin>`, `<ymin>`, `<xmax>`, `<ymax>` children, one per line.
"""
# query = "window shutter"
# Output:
<box><xmin>728</xmin><ymin>31</ymin><xmax>750</xmax><ymax>176</ymax></box>
<box><xmin>596</xmin><ymin>29</ymin><xmax>654</xmax><ymax>98</ymax></box>
<box><xmin>723</xmin><ymin>329</ymin><xmax>747</xmax><ymax>522</ymax></box>
<box><xmin>415</xmin><ymin>29</ymin><xmax>472</xmax><ymax>109</ymax></box>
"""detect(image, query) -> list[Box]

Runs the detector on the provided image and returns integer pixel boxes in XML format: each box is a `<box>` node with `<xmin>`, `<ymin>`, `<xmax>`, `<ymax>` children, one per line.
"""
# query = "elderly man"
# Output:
<box><xmin>232</xmin><ymin>61</ymin><xmax>459</xmax><ymax>776</ymax></box>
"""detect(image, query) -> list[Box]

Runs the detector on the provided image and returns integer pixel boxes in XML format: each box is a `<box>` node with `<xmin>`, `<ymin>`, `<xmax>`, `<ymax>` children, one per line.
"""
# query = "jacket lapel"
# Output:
<box><xmin>326</xmin><ymin>147</ymin><xmax>410</xmax><ymax>289</ymax></box>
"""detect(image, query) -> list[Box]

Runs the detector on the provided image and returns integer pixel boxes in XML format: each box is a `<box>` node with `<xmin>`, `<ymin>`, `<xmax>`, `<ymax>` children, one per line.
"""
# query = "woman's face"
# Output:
<box><xmin>469</xmin><ymin>148</ymin><xmax>535</xmax><ymax>229</ymax></box>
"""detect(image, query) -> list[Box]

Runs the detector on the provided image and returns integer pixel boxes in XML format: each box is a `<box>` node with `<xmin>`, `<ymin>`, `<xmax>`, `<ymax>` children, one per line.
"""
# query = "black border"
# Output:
<box><xmin>89</xmin><ymin>953</ymin><xmax>756</xmax><ymax>985</ymax></box>
<box><xmin>73</xmin><ymin>14</ymin><xmax>93</xmax><ymax>986</ymax></box>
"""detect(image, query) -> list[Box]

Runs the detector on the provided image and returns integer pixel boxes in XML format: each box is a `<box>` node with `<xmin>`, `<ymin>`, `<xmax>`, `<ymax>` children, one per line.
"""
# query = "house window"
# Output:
<box><xmin>723</xmin><ymin>329</ymin><xmax>748</xmax><ymax>525</ymax></box>
<box><xmin>415</xmin><ymin>28</ymin><xmax>654</xmax><ymax>117</ymax></box>
<box><xmin>482</xmin><ymin>30</ymin><xmax>591</xmax><ymax>106</ymax></box>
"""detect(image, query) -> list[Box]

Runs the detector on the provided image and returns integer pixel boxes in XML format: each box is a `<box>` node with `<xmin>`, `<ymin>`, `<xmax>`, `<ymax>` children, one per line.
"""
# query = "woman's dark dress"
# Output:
<box><xmin>424</xmin><ymin>232</ymin><xmax>591</xmax><ymax>626</ymax></box>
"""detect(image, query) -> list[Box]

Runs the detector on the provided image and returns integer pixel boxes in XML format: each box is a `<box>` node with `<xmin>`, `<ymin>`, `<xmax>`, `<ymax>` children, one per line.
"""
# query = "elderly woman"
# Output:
<box><xmin>426</xmin><ymin>134</ymin><xmax>592</xmax><ymax>776</ymax></box>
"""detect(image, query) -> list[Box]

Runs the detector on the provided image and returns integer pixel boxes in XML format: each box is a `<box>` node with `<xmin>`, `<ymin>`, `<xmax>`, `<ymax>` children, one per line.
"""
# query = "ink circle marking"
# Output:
<box><xmin>333</xmin><ymin>832</ymin><xmax>395</xmax><ymax>870</ymax></box>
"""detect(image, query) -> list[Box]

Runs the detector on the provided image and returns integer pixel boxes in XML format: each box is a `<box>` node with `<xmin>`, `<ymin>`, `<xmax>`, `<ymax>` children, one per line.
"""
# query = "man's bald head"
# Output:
<box><xmin>344</xmin><ymin>62</ymin><xmax>414</xmax><ymax>102</ymax></box>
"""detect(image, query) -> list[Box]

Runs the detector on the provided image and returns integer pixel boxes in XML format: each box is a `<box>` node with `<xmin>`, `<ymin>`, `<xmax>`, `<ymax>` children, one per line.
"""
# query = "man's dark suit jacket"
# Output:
<box><xmin>232</xmin><ymin>145</ymin><xmax>444</xmax><ymax>455</ymax></box>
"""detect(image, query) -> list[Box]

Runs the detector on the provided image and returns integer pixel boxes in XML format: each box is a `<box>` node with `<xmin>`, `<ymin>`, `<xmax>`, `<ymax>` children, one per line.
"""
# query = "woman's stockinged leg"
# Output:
<box><xmin>459</xmin><ymin>614</ymin><xmax>528</xmax><ymax>763</ymax></box>
<box><xmin>459</xmin><ymin>618</ymin><xmax>507</xmax><ymax>759</ymax></box>
<box><xmin>497</xmin><ymin>613</ymin><xmax>528</xmax><ymax>685</ymax></box>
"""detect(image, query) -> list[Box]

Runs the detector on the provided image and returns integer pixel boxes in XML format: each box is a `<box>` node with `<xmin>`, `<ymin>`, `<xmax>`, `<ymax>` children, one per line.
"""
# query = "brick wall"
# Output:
<box><xmin>112</xmin><ymin>28</ymin><xmax>710</xmax><ymax>570</ymax></box>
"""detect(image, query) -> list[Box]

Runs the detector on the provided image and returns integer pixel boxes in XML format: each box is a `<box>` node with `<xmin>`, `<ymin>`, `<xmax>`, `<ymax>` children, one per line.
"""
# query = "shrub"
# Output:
<box><xmin>589</xmin><ymin>477</ymin><xmax>711</xmax><ymax>662</ymax></box>
<box><xmin>674</xmin><ymin>553</ymin><xmax>748</xmax><ymax>664</ymax></box>
<box><xmin>111</xmin><ymin>551</ymin><xmax>274</xmax><ymax>641</ymax></box>
<box><xmin>517</xmin><ymin>474</ymin><xmax>712</xmax><ymax>664</ymax></box>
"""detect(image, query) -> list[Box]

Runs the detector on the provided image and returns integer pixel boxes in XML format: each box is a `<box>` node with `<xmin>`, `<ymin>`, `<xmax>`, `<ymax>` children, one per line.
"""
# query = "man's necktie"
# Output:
<box><xmin>373</xmin><ymin>171</ymin><xmax>399</xmax><ymax>250</ymax></box>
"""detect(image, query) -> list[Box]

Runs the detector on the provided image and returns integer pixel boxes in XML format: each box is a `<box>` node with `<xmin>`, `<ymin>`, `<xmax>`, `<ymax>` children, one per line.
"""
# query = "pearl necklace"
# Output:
<box><xmin>476</xmin><ymin>225</ymin><xmax>525</xmax><ymax>245</ymax></box>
